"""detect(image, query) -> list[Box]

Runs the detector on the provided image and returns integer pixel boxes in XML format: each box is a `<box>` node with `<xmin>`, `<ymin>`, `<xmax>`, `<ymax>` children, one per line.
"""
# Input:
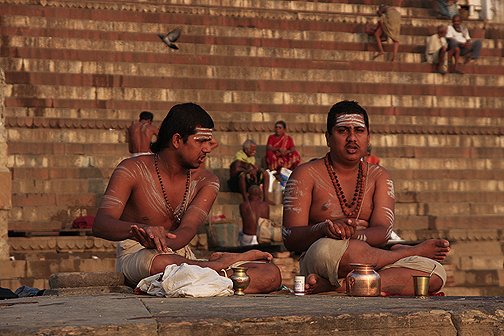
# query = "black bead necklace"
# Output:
<box><xmin>154</xmin><ymin>154</ymin><xmax>191</xmax><ymax>224</ymax></box>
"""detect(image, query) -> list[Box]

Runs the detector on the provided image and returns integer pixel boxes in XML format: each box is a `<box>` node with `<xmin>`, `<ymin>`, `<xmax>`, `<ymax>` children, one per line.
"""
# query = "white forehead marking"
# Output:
<box><xmin>194</xmin><ymin>127</ymin><xmax>213</xmax><ymax>140</ymax></box>
<box><xmin>336</xmin><ymin>114</ymin><xmax>365</xmax><ymax>128</ymax></box>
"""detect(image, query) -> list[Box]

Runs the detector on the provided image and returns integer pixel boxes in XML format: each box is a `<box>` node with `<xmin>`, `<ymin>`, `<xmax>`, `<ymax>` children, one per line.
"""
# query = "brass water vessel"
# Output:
<box><xmin>346</xmin><ymin>263</ymin><xmax>381</xmax><ymax>297</ymax></box>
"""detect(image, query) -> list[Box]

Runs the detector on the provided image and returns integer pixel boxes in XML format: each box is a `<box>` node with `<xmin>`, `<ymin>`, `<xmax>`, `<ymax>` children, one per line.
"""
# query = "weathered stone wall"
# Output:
<box><xmin>0</xmin><ymin>68</ymin><xmax>11</xmax><ymax>261</ymax></box>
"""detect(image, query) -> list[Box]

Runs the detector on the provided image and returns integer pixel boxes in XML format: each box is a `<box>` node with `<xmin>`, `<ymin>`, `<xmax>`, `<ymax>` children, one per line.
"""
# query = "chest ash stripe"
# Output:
<box><xmin>136</xmin><ymin>161</ymin><xmax>170</xmax><ymax>217</ymax></box>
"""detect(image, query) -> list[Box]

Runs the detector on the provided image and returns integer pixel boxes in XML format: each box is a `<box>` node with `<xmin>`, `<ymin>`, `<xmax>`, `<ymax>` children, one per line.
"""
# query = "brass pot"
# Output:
<box><xmin>346</xmin><ymin>263</ymin><xmax>381</xmax><ymax>297</ymax></box>
<box><xmin>230</xmin><ymin>267</ymin><xmax>250</xmax><ymax>295</ymax></box>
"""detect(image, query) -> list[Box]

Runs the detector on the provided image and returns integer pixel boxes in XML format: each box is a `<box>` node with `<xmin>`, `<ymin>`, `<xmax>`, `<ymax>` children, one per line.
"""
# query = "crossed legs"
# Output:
<box><xmin>151</xmin><ymin>249</ymin><xmax>282</xmax><ymax>294</ymax></box>
<box><xmin>304</xmin><ymin>238</ymin><xmax>450</xmax><ymax>295</ymax></box>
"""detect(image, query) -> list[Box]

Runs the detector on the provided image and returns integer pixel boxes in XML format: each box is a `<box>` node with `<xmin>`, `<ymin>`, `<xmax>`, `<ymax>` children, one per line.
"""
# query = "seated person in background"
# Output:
<box><xmin>371</xmin><ymin>4</ymin><xmax>401</xmax><ymax>62</ymax></box>
<box><xmin>433</xmin><ymin>0</ymin><xmax>459</xmax><ymax>19</ymax></box>
<box><xmin>266</xmin><ymin>120</ymin><xmax>301</xmax><ymax>173</ymax></box>
<box><xmin>127</xmin><ymin>111</ymin><xmax>159</xmax><ymax>156</ymax></box>
<box><xmin>425</xmin><ymin>25</ymin><xmax>448</xmax><ymax>74</ymax></box>
<box><xmin>446</xmin><ymin>14</ymin><xmax>482</xmax><ymax>74</ymax></box>
<box><xmin>282</xmin><ymin>100</ymin><xmax>450</xmax><ymax>296</ymax></box>
<box><xmin>228</xmin><ymin>139</ymin><xmax>270</xmax><ymax>202</ymax></box>
<box><xmin>93</xmin><ymin>103</ymin><xmax>281</xmax><ymax>293</ymax></box>
<box><xmin>239</xmin><ymin>185</ymin><xmax>270</xmax><ymax>246</ymax></box>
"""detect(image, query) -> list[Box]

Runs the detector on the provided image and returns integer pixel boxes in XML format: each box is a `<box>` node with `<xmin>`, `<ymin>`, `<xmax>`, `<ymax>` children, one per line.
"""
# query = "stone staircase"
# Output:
<box><xmin>1</xmin><ymin>0</ymin><xmax>503</xmax><ymax>294</ymax></box>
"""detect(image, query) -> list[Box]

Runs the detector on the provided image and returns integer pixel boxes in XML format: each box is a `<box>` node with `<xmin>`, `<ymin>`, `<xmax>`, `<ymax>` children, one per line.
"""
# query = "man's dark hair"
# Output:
<box><xmin>151</xmin><ymin>103</ymin><xmax>214</xmax><ymax>153</ymax></box>
<box><xmin>327</xmin><ymin>100</ymin><xmax>369</xmax><ymax>134</ymax></box>
<box><xmin>275</xmin><ymin>120</ymin><xmax>287</xmax><ymax>129</ymax></box>
<box><xmin>139</xmin><ymin>111</ymin><xmax>154</xmax><ymax>121</ymax></box>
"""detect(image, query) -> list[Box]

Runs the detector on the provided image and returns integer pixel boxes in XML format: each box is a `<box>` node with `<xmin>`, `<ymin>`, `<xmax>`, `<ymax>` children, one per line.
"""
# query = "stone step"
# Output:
<box><xmin>7</xmin><ymin>124</ymin><xmax>504</xmax><ymax>147</ymax></box>
<box><xmin>396</xmin><ymin>190</ymin><xmax>504</xmax><ymax>203</ymax></box>
<box><xmin>211</xmin><ymin>200</ymin><xmax>504</xmax><ymax>217</ymax></box>
<box><xmin>10</xmin><ymin>177</ymin><xmax>107</xmax><ymax>194</ymax></box>
<box><xmin>8</xmin><ymin>141</ymin><xmax>504</xmax><ymax>161</ymax></box>
<box><xmin>1</xmin><ymin>13</ymin><xmax>502</xmax><ymax>50</ymax></box>
<box><xmin>4</xmin><ymin>71</ymin><xmax>504</xmax><ymax>101</ymax></box>
<box><xmin>4</xmin><ymin>104</ymin><xmax>504</xmax><ymax>121</ymax></box>
<box><xmin>9</xmin><ymin>167</ymin><xmax>114</xmax><ymax>180</ymax></box>
<box><xmin>3</xmin><ymin>59</ymin><xmax>504</xmax><ymax>90</ymax></box>
<box><xmin>4</xmin><ymin>81</ymin><xmax>504</xmax><ymax>113</ymax></box>
<box><xmin>12</xmin><ymin>192</ymin><xmax>98</xmax><ymax>208</ymax></box>
<box><xmin>214</xmin><ymin>169</ymin><xmax>504</xmax><ymax>191</ymax></box>
<box><xmin>7</xmin><ymin>109</ymin><xmax>504</xmax><ymax>130</ymax></box>
<box><xmin>1</xmin><ymin>1</ymin><xmax>499</xmax><ymax>39</ymax></box>
<box><xmin>432</xmin><ymin>215</ymin><xmax>504</xmax><ymax>230</ymax></box>
<box><xmin>8</xmin><ymin>148</ymin><xmax>504</xmax><ymax>171</ymax></box>
<box><xmin>216</xmin><ymin>190</ymin><xmax>504</xmax><ymax>205</ymax></box>
<box><xmin>5</xmin><ymin>35</ymin><xmax>503</xmax><ymax>68</ymax></box>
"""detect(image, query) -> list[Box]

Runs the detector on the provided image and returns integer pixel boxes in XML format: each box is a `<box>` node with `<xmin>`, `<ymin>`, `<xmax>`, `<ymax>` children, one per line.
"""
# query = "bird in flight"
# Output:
<box><xmin>158</xmin><ymin>28</ymin><xmax>182</xmax><ymax>50</ymax></box>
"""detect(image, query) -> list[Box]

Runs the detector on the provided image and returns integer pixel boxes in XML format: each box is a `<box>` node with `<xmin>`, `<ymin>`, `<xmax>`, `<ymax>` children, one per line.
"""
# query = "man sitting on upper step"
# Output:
<box><xmin>282</xmin><ymin>100</ymin><xmax>450</xmax><ymax>296</ymax></box>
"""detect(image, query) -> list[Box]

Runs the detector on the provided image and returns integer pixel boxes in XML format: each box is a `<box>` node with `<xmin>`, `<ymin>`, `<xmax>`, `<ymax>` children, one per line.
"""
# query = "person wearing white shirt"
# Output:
<box><xmin>446</xmin><ymin>14</ymin><xmax>482</xmax><ymax>74</ymax></box>
<box><xmin>425</xmin><ymin>25</ymin><xmax>448</xmax><ymax>74</ymax></box>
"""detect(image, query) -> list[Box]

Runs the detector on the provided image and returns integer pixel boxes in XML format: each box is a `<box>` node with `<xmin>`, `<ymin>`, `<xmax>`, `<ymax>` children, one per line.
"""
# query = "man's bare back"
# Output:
<box><xmin>128</xmin><ymin>119</ymin><xmax>158</xmax><ymax>154</ymax></box>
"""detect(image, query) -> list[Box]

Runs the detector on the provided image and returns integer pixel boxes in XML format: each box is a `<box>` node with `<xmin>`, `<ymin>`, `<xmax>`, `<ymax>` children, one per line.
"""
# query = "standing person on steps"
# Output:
<box><xmin>371</xmin><ymin>4</ymin><xmax>401</xmax><ymax>62</ymax></box>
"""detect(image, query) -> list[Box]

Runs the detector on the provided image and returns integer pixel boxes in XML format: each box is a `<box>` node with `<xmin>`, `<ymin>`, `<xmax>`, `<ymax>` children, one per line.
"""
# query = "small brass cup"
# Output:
<box><xmin>413</xmin><ymin>276</ymin><xmax>430</xmax><ymax>296</ymax></box>
<box><xmin>230</xmin><ymin>267</ymin><xmax>250</xmax><ymax>296</ymax></box>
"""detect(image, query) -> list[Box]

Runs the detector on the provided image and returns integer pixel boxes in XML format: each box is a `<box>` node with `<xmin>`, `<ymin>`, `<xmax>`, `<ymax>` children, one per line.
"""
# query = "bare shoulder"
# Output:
<box><xmin>367</xmin><ymin>163</ymin><xmax>392</xmax><ymax>181</ymax></box>
<box><xmin>192</xmin><ymin>168</ymin><xmax>220</xmax><ymax>188</ymax></box>
<box><xmin>290</xmin><ymin>157</ymin><xmax>324</xmax><ymax>181</ymax></box>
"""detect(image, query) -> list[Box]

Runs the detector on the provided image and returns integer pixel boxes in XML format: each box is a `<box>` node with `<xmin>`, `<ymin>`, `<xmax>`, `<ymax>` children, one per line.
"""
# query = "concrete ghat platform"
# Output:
<box><xmin>0</xmin><ymin>294</ymin><xmax>503</xmax><ymax>335</ymax></box>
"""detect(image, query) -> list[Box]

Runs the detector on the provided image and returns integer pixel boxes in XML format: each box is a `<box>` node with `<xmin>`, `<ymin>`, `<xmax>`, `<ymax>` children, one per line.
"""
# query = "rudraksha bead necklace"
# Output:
<box><xmin>324</xmin><ymin>153</ymin><xmax>366</xmax><ymax>218</ymax></box>
<box><xmin>154</xmin><ymin>154</ymin><xmax>191</xmax><ymax>224</ymax></box>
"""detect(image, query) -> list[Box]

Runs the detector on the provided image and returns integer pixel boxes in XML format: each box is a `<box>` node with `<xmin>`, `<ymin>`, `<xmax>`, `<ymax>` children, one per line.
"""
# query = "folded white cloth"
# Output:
<box><xmin>136</xmin><ymin>263</ymin><xmax>234</xmax><ymax>298</ymax></box>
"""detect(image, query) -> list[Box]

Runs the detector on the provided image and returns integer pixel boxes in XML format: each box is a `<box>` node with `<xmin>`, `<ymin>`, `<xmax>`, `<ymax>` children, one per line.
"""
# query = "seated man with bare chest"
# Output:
<box><xmin>93</xmin><ymin>103</ymin><xmax>281</xmax><ymax>293</ymax></box>
<box><xmin>282</xmin><ymin>100</ymin><xmax>450</xmax><ymax>295</ymax></box>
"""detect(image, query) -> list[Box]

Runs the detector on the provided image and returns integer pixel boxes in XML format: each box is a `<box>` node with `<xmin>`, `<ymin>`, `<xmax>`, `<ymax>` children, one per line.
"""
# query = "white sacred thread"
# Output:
<box><xmin>335</xmin><ymin>114</ymin><xmax>366</xmax><ymax>128</ymax></box>
<box><xmin>386</xmin><ymin>179</ymin><xmax>395</xmax><ymax>199</ymax></box>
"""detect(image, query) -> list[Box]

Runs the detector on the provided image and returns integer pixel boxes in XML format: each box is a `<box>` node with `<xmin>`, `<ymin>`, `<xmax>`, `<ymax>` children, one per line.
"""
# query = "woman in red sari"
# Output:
<box><xmin>265</xmin><ymin>120</ymin><xmax>301</xmax><ymax>172</ymax></box>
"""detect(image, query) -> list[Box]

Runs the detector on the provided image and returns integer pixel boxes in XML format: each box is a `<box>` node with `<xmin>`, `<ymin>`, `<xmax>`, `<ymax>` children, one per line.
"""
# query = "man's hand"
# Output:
<box><xmin>130</xmin><ymin>224</ymin><xmax>177</xmax><ymax>253</ymax></box>
<box><xmin>316</xmin><ymin>219</ymin><xmax>357</xmax><ymax>240</ymax></box>
<box><xmin>464</xmin><ymin>40</ymin><xmax>472</xmax><ymax>48</ymax></box>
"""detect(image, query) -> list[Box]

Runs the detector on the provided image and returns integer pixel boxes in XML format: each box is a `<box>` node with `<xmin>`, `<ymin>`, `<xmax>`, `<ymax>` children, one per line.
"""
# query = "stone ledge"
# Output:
<box><xmin>48</xmin><ymin>271</ymin><xmax>124</xmax><ymax>289</ymax></box>
<box><xmin>43</xmin><ymin>285</ymin><xmax>133</xmax><ymax>296</ymax></box>
<box><xmin>0</xmin><ymin>294</ymin><xmax>502</xmax><ymax>336</ymax></box>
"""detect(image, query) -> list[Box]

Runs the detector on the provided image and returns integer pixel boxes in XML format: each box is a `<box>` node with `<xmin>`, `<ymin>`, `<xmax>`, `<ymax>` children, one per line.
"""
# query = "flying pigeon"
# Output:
<box><xmin>158</xmin><ymin>28</ymin><xmax>182</xmax><ymax>50</ymax></box>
